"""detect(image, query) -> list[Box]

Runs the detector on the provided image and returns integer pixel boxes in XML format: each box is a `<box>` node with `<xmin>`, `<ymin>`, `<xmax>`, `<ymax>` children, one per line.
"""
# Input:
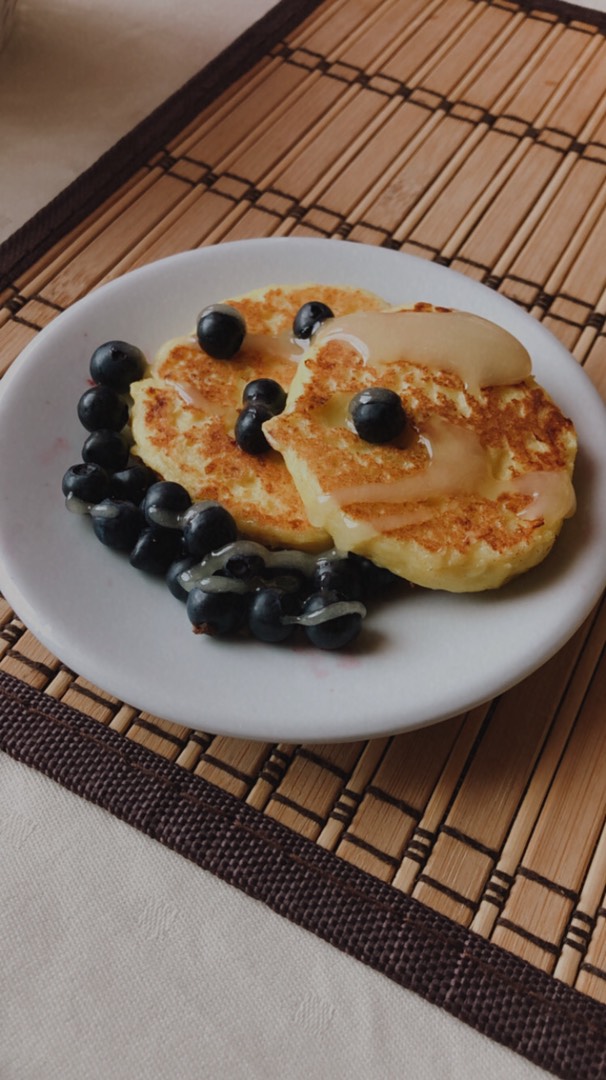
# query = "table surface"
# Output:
<box><xmin>0</xmin><ymin>0</ymin><xmax>276</xmax><ymax>244</ymax></box>
<box><xmin>2</xmin><ymin>2</ymin><xmax>606</xmax><ymax>1078</ymax></box>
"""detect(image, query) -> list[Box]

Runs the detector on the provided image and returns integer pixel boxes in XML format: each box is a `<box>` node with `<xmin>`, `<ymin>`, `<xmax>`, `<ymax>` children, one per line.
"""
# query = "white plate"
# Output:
<box><xmin>1</xmin><ymin>239</ymin><xmax>605</xmax><ymax>743</ymax></box>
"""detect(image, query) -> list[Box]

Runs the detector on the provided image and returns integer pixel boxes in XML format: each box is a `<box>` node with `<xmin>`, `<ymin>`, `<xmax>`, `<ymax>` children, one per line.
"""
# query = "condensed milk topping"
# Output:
<box><xmin>320</xmin><ymin>416</ymin><xmax>573</xmax><ymax>530</ymax></box>
<box><xmin>328</xmin><ymin>418</ymin><xmax>493</xmax><ymax>506</ymax></box>
<box><xmin>244</xmin><ymin>330</ymin><xmax>306</xmax><ymax>363</ymax></box>
<box><xmin>309</xmin><ymin>309</ymin><xmax>573</xmax><ymax>531</ymax></box>
<box><xmin>166</xmin><ymin>380</ymin><xmax>239</xmax><ymax>425</ymax></box>
<box><xmin>315</xmin><ymin>309</ymin><xmax>532</xmax><ymax>392</ymax></box>
<box><xmin>510</xmin><ymin>469</ymin><xmax>577</xmax><ymax>522</ymax></box>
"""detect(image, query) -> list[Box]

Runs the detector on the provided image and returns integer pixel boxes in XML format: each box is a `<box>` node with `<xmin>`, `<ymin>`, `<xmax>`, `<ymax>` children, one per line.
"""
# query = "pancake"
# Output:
<box><xmin>129</xmin><ymin>283</ymin><xmax>387</xmax><ymax>550</ymax></box>
<box><xmin>264</xmin><ymin>303</ymin><xmax>577</xmax><ymax>591</ymax></box>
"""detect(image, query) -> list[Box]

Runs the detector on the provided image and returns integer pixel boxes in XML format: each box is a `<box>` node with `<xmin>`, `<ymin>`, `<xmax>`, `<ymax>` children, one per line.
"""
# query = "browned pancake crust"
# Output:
<box><xmin>228</xmin><ymin>284</ymin><xmax>386</xmax><ymax>335</ymax></box>
<box><xmin>130</xmin><ymin>283</ymin><xmax>386</xmax><ymax>550</ymax></box>
<box><xmin>133</xmin><ymin>343</ymin><xmax>319</xmax><ymax>547</ymax></box>
<box><xmin>265</xmin><ymin>307</ymin><xmax>577</xmax><ymax>588</ymax></box>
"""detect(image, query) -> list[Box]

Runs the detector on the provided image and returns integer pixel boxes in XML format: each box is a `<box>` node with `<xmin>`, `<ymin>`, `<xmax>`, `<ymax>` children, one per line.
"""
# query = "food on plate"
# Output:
<box><xmin>264</xmin><ymin>303</ymin><xmax>577</xmax><ymax>592</ymax></box>
<box><xmin>62</xmin><ymin>285</ymin><xmax>578</xmax><ymax>651</ymax></box>
<box><xmin>129</xmin><ymin>283</ymin><xmax>387</xmax><ymax>551</ymax></box>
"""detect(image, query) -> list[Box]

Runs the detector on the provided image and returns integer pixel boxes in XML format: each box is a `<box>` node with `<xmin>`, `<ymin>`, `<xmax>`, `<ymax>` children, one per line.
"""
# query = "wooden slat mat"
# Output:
<box><xmin>2</xmin><ymin>1</ymin><xmax>606</xmax><ymax>1075</ymax></box>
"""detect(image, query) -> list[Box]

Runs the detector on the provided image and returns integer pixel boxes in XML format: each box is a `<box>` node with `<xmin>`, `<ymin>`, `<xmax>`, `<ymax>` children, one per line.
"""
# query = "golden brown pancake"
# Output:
<box><xmin>130</xmin><ymin>283</ymin><xmax>387</xmax><ymax>550</ymax></box>
<box><xmin>264</xmin><ymin>303</ymin><xmax>577</xmax><ymax>590</ymax></box>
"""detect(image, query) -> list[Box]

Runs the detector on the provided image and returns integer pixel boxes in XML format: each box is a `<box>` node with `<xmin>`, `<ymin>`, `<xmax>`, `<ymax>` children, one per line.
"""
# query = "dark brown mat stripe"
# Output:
<box><xmin>0</xmin><ymin>669</ymin><xmax>605</xmax><ymax>1080</ymax></box>
<box><xmin>1</xmin><ymin>0</ymin><xmax>606</xmax><ymax>1075</ymax></box>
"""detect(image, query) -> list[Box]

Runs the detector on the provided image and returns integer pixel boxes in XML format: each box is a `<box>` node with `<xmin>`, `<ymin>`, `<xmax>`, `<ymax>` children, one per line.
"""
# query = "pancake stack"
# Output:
<box><xmin>131</xmin><ymin>292</ymin><xmax>577</xmax><ymax>591</ymax></box>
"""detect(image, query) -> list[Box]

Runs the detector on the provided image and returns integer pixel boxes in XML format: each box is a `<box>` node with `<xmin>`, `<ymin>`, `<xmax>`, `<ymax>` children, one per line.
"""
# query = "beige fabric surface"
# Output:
<box><xmin>0</xmin><ymin>752</ymin><xmax>549</xmax><ymax>1080</ymax></box>
<box><xmin>0</xmin><ymin>0</ymin><xmax>276</xmax><ymax>243</ymax></box>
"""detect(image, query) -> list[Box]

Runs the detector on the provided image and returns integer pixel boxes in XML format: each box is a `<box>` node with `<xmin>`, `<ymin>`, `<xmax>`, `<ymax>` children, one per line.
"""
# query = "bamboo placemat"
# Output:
<box><xmin>2</xmin><ymin>1</ymin><xmax>606</xmax><ymax>1076</ymax></box>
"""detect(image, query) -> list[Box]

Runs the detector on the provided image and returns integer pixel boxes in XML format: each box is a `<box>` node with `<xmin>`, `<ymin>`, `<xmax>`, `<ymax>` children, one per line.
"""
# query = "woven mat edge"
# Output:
<box><xmin>3</xmin><ymin>0</ymin><xmax>606</xmax><ymax>290</ymax></box>
<box><xmin>1</xmin><ymin>669</ymin><xmax>605</xmax><ymax>1080</ymax></box>
<box><xmin>0</xmin><ymin>0</ymin><xmax>326</xmax><ymax>289</ymax></box>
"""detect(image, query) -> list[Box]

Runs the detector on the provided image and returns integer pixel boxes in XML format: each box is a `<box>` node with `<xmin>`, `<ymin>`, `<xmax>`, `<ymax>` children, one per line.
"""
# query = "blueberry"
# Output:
<box><xmin>82</xmin><ymin>429</ymin><xmax>130</xmax><ymax>472</ymax></box>
<box><xmin>186</xmin><ymin>586</ymin><xmax>248</xmax><ymax>636</ymax></box>
<box><xmin>129</xmin><ymin>525</ymin><xmax>183</xmax><ymax>575</ymax></box>
<box><xmin>312</xmin><ymin>555</ymin><xmax>364</xmax><ymax>601</ymax></box>
<box><xmin>349</xmin><ymin>387</ymin><xmax>407</xmax><ymax>444</ymax></box>
<box><xmin>166</xmin><ymin>555</ymin><xmax>197</xmax><ymax>602</ymax></box>
<box><xmin>302</xmin><ymin>589</ymin><xmax>363</xmax><ymax>651</ymax></box>
<box><xmin>183</xmin><ymin>503</ymin><xmax>238</xmax><ymax>560</ymax></box>
<box><xmin>242</xmin><ymin>378</ymin><xmax>287</xmax><ymax>415</ymax></box>
<box><xmin>196</xmin><ymin>304</ymin><xmax>246</xmax><ymax>360</ymax></box>
<box><xmin>142</xmin><ymin>481</ymin><xmax>191</xmax><ymax>526</ymax></box>
<box><xmin>89</xmin><ymin>341</ymin><xmax>146</xmax><ymax>392</ymax></box>
<box><xmin>235</xmin><ymin>403</ymin><xmax>273</xmax><ymax>455</ymax></box>
<box><xmin>224</xmin><ymin>552</ymin><xmax>266</xmax><ymax>581</ymax></box>
<box><xmin>293</xmin><ymin>301</ymin><xmax>333</xmax><ymax>341</ymax></box>
<box><xmin>347</xmin><ymin>553</ymin><xmax>401</xmax><ymax>594</ymax></box>
<box><xmin>249</xmin><ymin>587</ymin><xmax>298</xmax><ymax>644</ymax></box>
<box><xmin>62</xmin><ymin>462</ymin><xmax>109</xmax><ymax>503</ymax></box>
<box><xmin>90</xmin><ymin>499</ymin><xmax>144</xmax><ymax>552</ymax></box>
<box><xmin>109</xmin><ymin>463</ymin><xmax>157</xmax><ymax>503</ymax></box>
<box><xmin>77</xmin><ymin>385</ymin><xmax>129</xmax><ymax>433</ymax></box>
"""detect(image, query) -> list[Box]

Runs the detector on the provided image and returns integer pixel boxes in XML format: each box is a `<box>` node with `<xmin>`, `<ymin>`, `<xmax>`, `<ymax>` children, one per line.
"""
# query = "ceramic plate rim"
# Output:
<box><xmin>0</xmin><ymin>238</ymin><xmax>605</xmax><ymax>742</ymax></box>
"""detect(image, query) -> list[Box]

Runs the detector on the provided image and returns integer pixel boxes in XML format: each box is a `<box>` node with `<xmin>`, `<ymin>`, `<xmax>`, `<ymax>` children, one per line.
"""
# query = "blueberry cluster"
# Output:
<box><xmin>64</xmin><ymin>469</ymin><xmax>382</xmax><ymax>651</ymax></box>
<box><xmin>62</xmin><ymin>337</ymin><xmax>402</xmax><ymax>651</ymax></box>
<box><xmin>180</xmin><ymin>538</ymin><xmax>376</xmax><ymax>651</ymax></box>
<box><xmin>62</xmin><ymin>339</ymin><xmax>156</xmax><ymax>510</ymax></box>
